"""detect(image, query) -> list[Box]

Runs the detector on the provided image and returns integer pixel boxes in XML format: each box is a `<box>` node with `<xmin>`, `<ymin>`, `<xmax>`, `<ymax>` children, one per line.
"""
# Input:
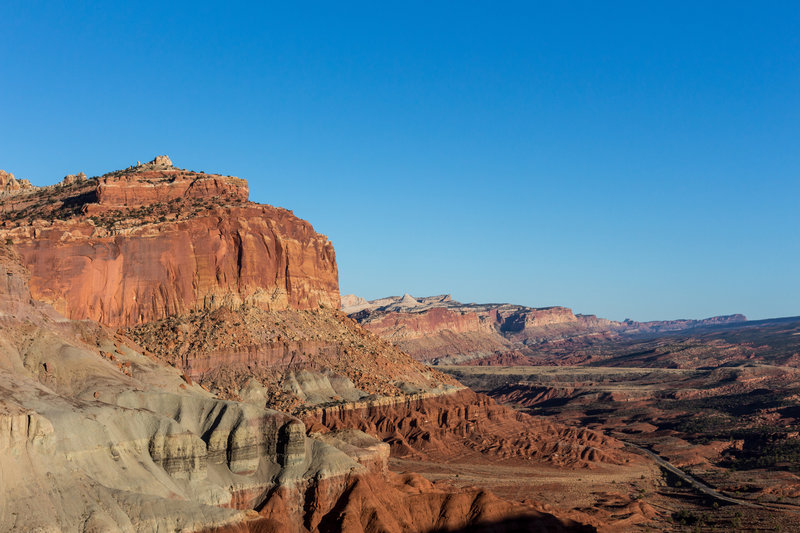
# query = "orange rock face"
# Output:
<box><xmin>360</xmin><ymin>307</ymin><xmax>513</xmax><ymax>363</ymax></box>
<box><xmin>0</xmin><ymin>170</ymin><xmax>33</xmax><ymax>195</ymax></box>
<box><xmin>211</xmin><ymin>471</ymin><xmax>594</xmax><ymax>533</ymax></box>
<box><xmin>92</xmin><ymin>170</ymin><xmax>249</xmax><ymax>209</ymax></box>
<box><xmin>2</xmin><ymin>162</ymin><xmax>339</xmax><ymax>327</ymax></box>
<box><xmin>492</xmin><ymin>305</ymin><xmax>578</xmax><ymax>332</ymax></box>
<box><xmin>353</xmin><ymin>301</ymin><xmax>593</xmax><ymax>364</ymax></box>
<box><xmin>350</xmin><ymin>294</ymin><xmax>748</xmax><ymax>365</ymax></box>
<box><xmin>365</xmin><ymin>307</ymin><xmax>494</xmax><ymax>340</ymax></box>
<box><xmin>305</xmin><ymin>388</ymin><xmax>632</xmax><ymax>468</ymax></box>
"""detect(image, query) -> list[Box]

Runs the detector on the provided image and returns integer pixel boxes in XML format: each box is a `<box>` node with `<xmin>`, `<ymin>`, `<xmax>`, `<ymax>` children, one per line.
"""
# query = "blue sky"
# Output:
<box><xmin>1</xmin><ymin>1</ymin><xmax>798</xmax><ymax>321</ymax></box>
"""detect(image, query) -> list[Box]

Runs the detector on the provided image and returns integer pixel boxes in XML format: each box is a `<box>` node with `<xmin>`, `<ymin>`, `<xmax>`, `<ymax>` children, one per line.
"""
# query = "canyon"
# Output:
<box><xmin>350</xmin><ymin>294</ymin><xmax>800</xmax><ymax>530</ymax></box>
<box><xmin>0</xmin><ymin>157</ymin><xmax>651</xmax><ymax>532</ymax></box>
<box><xmin>4</xmin><ymin>156</ymin><xmax>796</xmax><ymax>531</ymax></box>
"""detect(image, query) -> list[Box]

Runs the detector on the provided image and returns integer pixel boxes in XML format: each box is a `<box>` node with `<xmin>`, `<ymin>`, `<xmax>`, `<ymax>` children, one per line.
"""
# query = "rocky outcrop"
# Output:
<box><xmin>349</xmin><ymin>295</ymin><xmax>615</xmax><ymax>364</ymax></box>
<box><xmin>314</xmin><ymin>429</ymin><xmax>390</xmax><ymax>472</ymax></box>
<box><xmin>0</xmin><ymin>406</ymin><xmax>54</xmax><ymax>452</ymax></box>
<box><xmin>139</xmin><ymin>154</ymin><xmax>174</xmax><ymax>169</ymax></box>
<box><xmin>1</xmin><ymin>157</ymin><xmax>340</xmax><ymax>326</ymax></box>
<box><xmin>61</xmin><ymin>172</ymin><xmax>87</xmax><ymax>186</ymax></box>
<box><xmin>0</xmin><ymin>170</ymin><xmax>33</xmax><ymax>196</ymax></box>
<box><xmin>349</xmin><ymin>294</ymin><xmax>748</xmax><ymax>366</ymax></box>
<box><xmin>622</xmin><ymin>314</ymin><xmax>747</xmax><ymax>333</ymax></box>
<box><xmin>305</xmin><ymin>388</ymin><xmax>633</xmax><ymax>468</ymax></box>
<box><xmin>493</xmin><ymin>305</ymin><xmax>577</xmax><ymax>332</ymax></box>
<box><xmin>92</xmin><ymin>169</ymin><xmax>248</xmax><ymax>209</ymax></box>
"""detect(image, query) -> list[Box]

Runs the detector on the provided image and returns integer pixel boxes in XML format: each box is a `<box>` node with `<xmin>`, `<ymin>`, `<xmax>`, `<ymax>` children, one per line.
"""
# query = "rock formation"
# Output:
<box><xmin>61</xmin><ymin>172</ymin><xmax>87</xmax><ymax>186</ymax></box>
<box><xmin>621</xmin><ymin>314</ymin><xmax>748</xmax><ymax>333</ymax></box>
<box><xmin>0</xmin><ymin>231</ymin><xmax>594</xmax><ymax>532</ymax></box>
<box><xmin>305</xmin><ymin>387</ymin><xmax>633</xmax><ymax>467</ymax></box>
<box><xmin>346</xmin><ymin>294</ymin><xmax>747</xmax><ymax>365</ymax></box>
<box><xmin>1</xmin><ymin>158</ymin><xmax>339</xmax><ymax>326</ymax></box>
<box><xmin>0</xmin><ymin>169</ymin><xmax>33</xmax><ymax>195</ymax></box>
<box><xmin>0</xmin><ymin>156</ymin><xmax>644</xmax><ymax>531</ymax></box>
<box><xmin>0</xmin><ymin>156</ymin><xmax>456</xmax><ymax>408</ymax></box>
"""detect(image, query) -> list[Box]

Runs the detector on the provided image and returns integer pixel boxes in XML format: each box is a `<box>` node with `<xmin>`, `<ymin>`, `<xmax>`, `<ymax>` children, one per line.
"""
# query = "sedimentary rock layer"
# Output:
<box><xmin>348</xmin><ymin>293</ymin><xmax>747</xmax><ymax>365</ymax></box>
<box><xmin>305</xmin><ymin>387</ymin><xmax>633</xmax><ymax>468</ymax></box>
<box><xmin>1</xmin><ymin>158</ymin><xmax>340</xmax><ymax>326</ymax></box>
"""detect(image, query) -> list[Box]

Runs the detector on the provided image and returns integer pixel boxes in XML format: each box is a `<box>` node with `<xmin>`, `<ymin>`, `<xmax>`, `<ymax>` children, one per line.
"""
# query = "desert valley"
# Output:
<box><xmin>0</xmin><ymin>156</ymin><xmax>798</xmax><ymax>532</ymax></box>
<box><xmin>349</xmin><ymin>294</ymin><xmax>800</xmax><ymax>530</ymax></box>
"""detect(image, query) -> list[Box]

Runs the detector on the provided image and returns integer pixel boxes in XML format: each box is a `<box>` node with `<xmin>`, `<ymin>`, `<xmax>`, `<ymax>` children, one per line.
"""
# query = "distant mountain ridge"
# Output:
<box><xmin>0</xmin><ymin>156</ymin><xmax>619</xmax><ymax>531</ymax></box>
<box><xmin>343</xmin><ymin>293</ymin><xmax>747</xmax><ymax>364</ymax></box>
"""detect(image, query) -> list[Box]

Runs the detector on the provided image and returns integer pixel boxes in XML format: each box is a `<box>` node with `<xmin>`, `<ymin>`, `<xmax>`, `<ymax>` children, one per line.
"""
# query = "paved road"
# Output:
<box><xmin>621</xmin><ymin>440</ymin><xmax>761</xmax><ymax>508</ymax></box>
<box><xmin>620</xmin><ymin>438</ymin><xmax>800</xmax><ymax>515</ymax></box>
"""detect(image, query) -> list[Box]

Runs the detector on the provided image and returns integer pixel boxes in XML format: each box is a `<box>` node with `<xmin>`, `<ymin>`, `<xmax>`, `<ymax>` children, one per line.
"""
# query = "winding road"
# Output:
<box><xmin>619</xmin><ymin>438</ymin><xmax>800</xmax><ymax>515</ymax></box>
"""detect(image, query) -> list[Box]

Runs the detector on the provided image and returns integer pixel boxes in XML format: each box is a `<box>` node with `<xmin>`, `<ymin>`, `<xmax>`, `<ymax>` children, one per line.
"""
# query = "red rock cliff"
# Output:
<box><xmin>92</xmin><ymin>171</ymin><xmax>248</xmax><ymax>209</ymax></box>
<box><xmin>1</xmin><ymin>156</ymin><xmax>340</xmax><ymax>327</ymax></box>
<box><xmin>365</xmin><ymin>307</ymin><xmax>495</xmax><ymax>340</ymax></box>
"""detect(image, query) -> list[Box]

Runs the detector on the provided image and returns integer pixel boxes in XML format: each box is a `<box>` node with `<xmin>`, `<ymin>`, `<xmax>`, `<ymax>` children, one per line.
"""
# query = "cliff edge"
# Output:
<box><xmin>1</xmin><ymin>156</ymin><xmax>340</xmax><ymax>327</ymax></box>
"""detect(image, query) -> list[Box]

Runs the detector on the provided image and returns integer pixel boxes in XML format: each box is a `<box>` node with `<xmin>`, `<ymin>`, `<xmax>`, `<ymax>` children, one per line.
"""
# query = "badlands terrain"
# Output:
<box><xmin>1</xmin><ymin>157</ymin><xmax>649</xmax><ymax>532</ymax></box>
<box><xmin>349</xmin><ymin>294</ymin><xmax>800</xmax><ymax>531</ymax></box>
<box><xmin>2</xmin><ymin>155</ymin><xmax>797</xmax><ymax>532</ymax></box>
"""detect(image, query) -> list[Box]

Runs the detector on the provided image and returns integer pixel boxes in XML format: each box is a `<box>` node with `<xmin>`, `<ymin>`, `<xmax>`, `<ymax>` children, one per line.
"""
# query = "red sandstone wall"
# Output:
<box><xmin>5</xmin><ymin>168</ymin><xmax>340</xmax><ymax>327</ymax></box>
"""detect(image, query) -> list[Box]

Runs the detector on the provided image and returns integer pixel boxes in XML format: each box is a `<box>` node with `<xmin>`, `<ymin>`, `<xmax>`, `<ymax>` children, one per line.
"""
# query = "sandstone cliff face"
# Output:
<box><xmin>358</xmin><ymin>306</ymin><xmax>513</xmax><ymax>364</ymax></box>
<box><xmin>92</xmin><ymin>169</ymin><xmax>248</xmax><ymax>209</ymax></box>
<box><xmin>349</xmin><ymin>295</ymin><xmax>608</xmax><ymax>364</ymax></box>
<box><xmin>622</xmin><ymin>314</ymin><xmax>748</xmax><ymax>333</ymax></box>
<box><xmin>493</xmin><ymin>305</ymin><xmax>577</xmax><ymax>332</ymax></box>
<box><xmin>0</xmin><ymin>245</ymin><xmax>33</xmax><ymax>317</ymax></box>
<box><xmin>1</xmin><ymin>158</ymin><xmax>339</xmax><ymax>327</ymax></box>
<box><xmin>348</xmin><ymin>294</ymin><xmax>747</xmax><ymax>366</ymax></box>
<box><xmin>365</xmin><ymin>306</ymin><xmax>496</xmax><ymax>340</ymax></box>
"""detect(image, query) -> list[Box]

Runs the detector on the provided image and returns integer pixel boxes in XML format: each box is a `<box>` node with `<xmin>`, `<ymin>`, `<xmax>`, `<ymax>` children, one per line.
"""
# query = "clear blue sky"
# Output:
<box><xmin>1</xmin><ymin>2</ymin><xmax>798</xmax><ymax>321</ymax></box>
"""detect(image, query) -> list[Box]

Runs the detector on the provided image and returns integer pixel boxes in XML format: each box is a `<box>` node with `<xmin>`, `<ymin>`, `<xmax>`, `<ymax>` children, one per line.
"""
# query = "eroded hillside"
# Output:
<box><xmin>346</xmin><ymin>293</ymin><xmax>747</xmax><ymax>365</ymax></box>
<box><xmin>0</xmin><ymin>157</ymin><xmax>646</xmax><ymax>532</ymax></box>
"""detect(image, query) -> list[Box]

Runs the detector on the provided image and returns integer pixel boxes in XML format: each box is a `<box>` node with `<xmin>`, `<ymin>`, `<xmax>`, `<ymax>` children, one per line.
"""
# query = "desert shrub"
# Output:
<box><xmin>722</xmin><ymin>435</ymin><xmax>800</xmax><ymax>472</ymax></box>
<box><xmin>673</xmin><ymin>509</ymin><xmax>701</xmax><ymax>525</ymax></box>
